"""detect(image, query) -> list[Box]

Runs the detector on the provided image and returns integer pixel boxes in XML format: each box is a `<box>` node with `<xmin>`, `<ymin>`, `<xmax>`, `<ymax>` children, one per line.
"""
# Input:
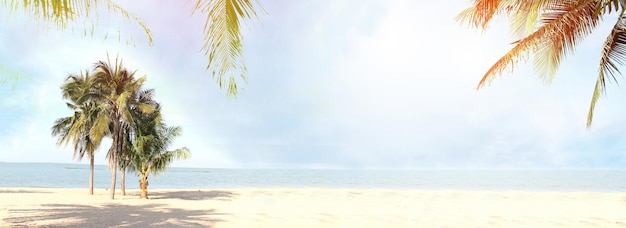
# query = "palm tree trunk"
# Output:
<box><xmin>139</xmin><ymin>173</ymin><xmax>149</xmax><ymax>199</ymax></box>
<box><xmin>110</xmin><ymin>120</ymin><xmax>122</xmax><ymax>200</ymax></box>
<box><xmin>110</xmin><ymin>161</ymin><xmax>117</xmax><ymax>199</ymax></box>
<box><xmin>89</xmin><ymin>156</ymin><xmax>94</xmax><ymax>195</ymax></box>
<box><xmin>120</xmin><ymin>166</ymin><xmax>126</xmax><ymax>196</ymax></box>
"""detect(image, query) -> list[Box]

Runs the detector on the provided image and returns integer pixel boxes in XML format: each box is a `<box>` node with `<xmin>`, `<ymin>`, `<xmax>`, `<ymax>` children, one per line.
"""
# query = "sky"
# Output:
<box><xmin>1</xmin><ymin>0</ymin><xmax>626</xmax><ymax>169</ymax></box>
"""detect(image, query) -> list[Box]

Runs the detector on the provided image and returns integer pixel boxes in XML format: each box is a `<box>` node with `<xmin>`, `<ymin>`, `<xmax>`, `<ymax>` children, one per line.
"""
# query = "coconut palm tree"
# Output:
<box><xmin>90</xmin><ymin>55</ymin><xmax>154</xmax><ymax>199</ymax></box>
<box><xmin>118</xmin><ymin>88</ymin><xmax>158</xmax><ymax>196</ymax></box>
<box><xmin>458</xmin><ymin>0</ymin><xmax>626</xmax><ymax>127</ymax></box>
<box><xmin>127</xmin><ymin>102</ymin><xmax>190</xmax><ymax>199</ymax></box>
<box><xmin>51</xmin><ymin>71</ymin><xmax>106</xmax><ymax>195</ymax></box>
<box><xmin>1</xmin><ymin>0</ymin><xmax>262</xmax><ymax>96</ymax></box>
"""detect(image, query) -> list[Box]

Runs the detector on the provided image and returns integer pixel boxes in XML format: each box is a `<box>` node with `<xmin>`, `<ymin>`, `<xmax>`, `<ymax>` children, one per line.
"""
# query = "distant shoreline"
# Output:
<box><xmin>4</xmin><ymin>161</ymin><xmax>626</xmax><ymax>171</ymax></box>
<box><xmin>3</xmin><ymin>163</ymin><xmax>626</xmax><ymax>192</ymax></box>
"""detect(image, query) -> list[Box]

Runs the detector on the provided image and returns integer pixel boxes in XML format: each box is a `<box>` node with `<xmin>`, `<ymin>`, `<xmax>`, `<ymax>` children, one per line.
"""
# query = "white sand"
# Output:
<box><xmin>2</xmin><ymin>187</ymin><xmax>626</xmax><ymax>227</ymax></box>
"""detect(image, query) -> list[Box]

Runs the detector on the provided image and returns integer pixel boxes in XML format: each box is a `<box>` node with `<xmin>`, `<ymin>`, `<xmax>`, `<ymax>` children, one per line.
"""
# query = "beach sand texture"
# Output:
<box><xmin>2</xmin><ymin>187</ymin><xmax>626</xmax><ymax>227</ymax></box>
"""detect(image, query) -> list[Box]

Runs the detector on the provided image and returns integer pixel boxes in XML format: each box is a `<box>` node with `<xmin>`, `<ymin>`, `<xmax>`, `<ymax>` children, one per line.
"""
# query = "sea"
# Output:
<box><xmin>2</xmin><ymin>162</ymin><xmax>626</xmax><ymax>192</ymax></box>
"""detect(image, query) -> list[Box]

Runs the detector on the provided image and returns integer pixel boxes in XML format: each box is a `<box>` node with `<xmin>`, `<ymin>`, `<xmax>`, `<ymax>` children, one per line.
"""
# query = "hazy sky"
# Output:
<box><xmin>1</xmin><ymin>0</ymin><xmax>626</xmax><ymax>169</ymax></box>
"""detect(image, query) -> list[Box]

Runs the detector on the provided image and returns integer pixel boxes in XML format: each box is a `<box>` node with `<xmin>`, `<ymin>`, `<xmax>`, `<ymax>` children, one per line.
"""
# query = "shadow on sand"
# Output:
<box><xmin>4</xmin><ymin>190</ymin><xmax>238</xmax><ymax>227</ymax></box>
<box><xmin>0</xmin><ymin>189</ymin><xmax>51</xmax><ymax>194</ymax></box>
<box><xmin>5</xmin><ymin>203</ymin><xmax>228</xmax><ymax>227</ymax></box>
<box><xmin>150</xmin><ymin>190</ymin><xmax>237</xmax><ymax>201</ymax></box>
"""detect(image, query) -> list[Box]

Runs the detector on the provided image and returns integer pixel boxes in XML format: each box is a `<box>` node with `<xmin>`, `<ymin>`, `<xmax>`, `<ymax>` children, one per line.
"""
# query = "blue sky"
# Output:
<box><xmin>1</xmin><ymin>0</ymin><xmax>626</xmax><ymax>169</ymax></box>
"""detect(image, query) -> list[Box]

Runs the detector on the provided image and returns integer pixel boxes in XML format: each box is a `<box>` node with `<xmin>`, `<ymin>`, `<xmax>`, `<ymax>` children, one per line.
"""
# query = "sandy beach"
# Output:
<box><xmin>1</xmin><ymin>187</ymin><xmax>626</xmax><ymax>227</ymax></box>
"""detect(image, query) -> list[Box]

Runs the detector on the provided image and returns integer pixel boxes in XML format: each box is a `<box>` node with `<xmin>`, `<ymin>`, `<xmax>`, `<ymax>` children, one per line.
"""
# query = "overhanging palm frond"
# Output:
<box><xmin>588</xmin><ymin>12</ymin><xmax>626</xmax><ymax>127</ymax></box>
<box><xmin>475</xmin><ymin>0</ymin><xmax>601</xmax><ymax>89</ymax></box>
<box><xmin>1</xmin><ymin>0</ymin><xmax>153</xmax><ymax>46</ymax></box>
<box><xmin>192</xmin><ymin>0</ymin><xmax>263</xmax><ymax>97</ymax></box>
<box><xmin>456</xmin><ymin>0</ymin><xmax>507</xmax><ymax>29</ymax></box>
<box><xmin>532</xmin><ymin>1</ymin><xmax>601</xmax><ymax>83</ymax></box>
<box><xmin>509</xmin><ymin>1</ymin><xmax>551</xmax><ymax>38</ymax></box>
<box><xmin>0</xmin><ymin>64</ymin><xmax>25</xmax><ymax>91</ymax></box>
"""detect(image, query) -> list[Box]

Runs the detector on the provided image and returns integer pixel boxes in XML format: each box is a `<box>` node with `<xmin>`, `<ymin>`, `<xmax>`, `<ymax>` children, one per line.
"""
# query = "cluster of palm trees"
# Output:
<box><xmin>51</xmin><ymin>56</ymin><xmax>190</xmax><ymax>199</ymax></box>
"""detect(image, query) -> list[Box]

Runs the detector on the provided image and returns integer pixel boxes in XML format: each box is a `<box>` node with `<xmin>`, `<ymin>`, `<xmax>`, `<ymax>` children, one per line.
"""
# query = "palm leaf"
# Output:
<box><xmin>588</xmin><ymin>13</ymin><xmax>626</xmax><ymax>126</ymax></box>
<box><xmin>1</xmin><ymin>0</ymin><xmax>153</xmax><ymax>46</ymax></box>
<box><xmin>192</xmin><ymin>0</ymin><xmax>263</xmax><ymax>97</ymax></box>
<box><xmin>509</xmin><ymin>1</ymin><xmax>550</xmax><ymax>38</ymax></box>
<box><xmin>0</xmin><ymin>64</ymin><xmax>25</xmax><ymax>91</ymax></box>
<box><xmin>475</xmin><ymin>0</ymin><xmax>601</xmax><ymax>89</ymax></box>
<box><xmin>532</xmin><ymin>1</ymin><xmax>601</xmax><ymax>83</ymax></box>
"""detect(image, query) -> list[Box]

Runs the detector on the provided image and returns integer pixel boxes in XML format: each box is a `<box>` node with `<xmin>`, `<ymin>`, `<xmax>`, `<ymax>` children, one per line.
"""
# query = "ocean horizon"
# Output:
<box><xmin>2</xmin><ymin>162</ymin><xmax>626</xmax><ymax>192</ymax></box>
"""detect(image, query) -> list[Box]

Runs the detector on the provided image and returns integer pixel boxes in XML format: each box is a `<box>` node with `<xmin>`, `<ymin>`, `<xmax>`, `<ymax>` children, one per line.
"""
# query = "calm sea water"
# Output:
<box><xmin>1</xmin><ymin>162</ymin><xmax>626</xmax><ymax>192</ymax></box>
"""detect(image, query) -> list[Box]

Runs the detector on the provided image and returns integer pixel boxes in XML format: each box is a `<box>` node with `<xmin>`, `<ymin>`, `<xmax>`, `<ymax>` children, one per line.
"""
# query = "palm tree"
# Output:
<box><xmin>118</xmin><ymin>89</ymin><xmax>158</xmax><ymax>196</ymax></box>
<box><xmin>1</xmin><ymin>0</ymin><xmax>262</xmax><ymax>96</ymax></box>
<box><xmin>127</xmin><ymin>102</ymin><xmax>190</xmax><ymax>199</ymax></box>
<box><xmin>51</xmin><ymin>71</ymin><xmax>106</xmax><ymax>195</ymax></box>
<box><xmin>458</xmin><ymin>0</ymin><xmax>626</xmax><ymax>127</ymax></box>
<box><xmin>90</xmin><ymin>55</ymin><xmax>154</xmax><ymax>199</ymax></box>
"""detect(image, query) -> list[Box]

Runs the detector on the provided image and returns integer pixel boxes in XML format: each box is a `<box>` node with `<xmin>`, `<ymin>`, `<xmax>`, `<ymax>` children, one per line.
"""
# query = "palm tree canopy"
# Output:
<box><xmin>126</xmin><ymin>104</ymin><xmax>190</xmax><ymax>176</ymax></box>
<box><xmin>89</xmin><ymin>55</ymin><xmax>155</xmax><ymax>167</ymax></box>
<box><xmin>51</xmin><ymin>70</ymin><xmax>104</xmax><ymax>161</ymax></box>
<box><xmin>457</xmin><ymin>0</ymin><xmax>626</xmax><ymax>127</ymax></box>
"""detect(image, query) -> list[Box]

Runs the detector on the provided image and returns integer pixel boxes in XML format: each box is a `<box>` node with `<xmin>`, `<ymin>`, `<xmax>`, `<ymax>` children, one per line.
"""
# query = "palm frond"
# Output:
<box><xmin>91</xmin><ymin>103</ymin><xmax>111</xmax><ymax>144</ymax></box>
<box><xmin>532</xmin><ymin>1</ymin><xmax>601</xmax><ymax>83</ymax></box>
<box><xmin>476</xmin><ymin>0</ymin><xmax>601</xmax><ymax>89</ymax></box>
<box><xmin>588</xmin><ymin>12</ymin><xmax>626</xmax><ymax>127</ymax></box>
<box><xmin>456</xmin><ymin>0</ymin><xmax>506</xmax><ymax>29</ymax></box>
<box><xmin>51</xmin><ymin>116</ymin><xmax>73</xmax><ymax>144</ymax></box>
<box><xmin>509</xmin><ymin>1</ymin><xmax>550</xmax><ymax>38</ymax></box>
<box><xmin>104</xmin><ymin>1</ymin><xmax>153</xmax><ymax>45</ymax></box>
<box><xmin>192</xmin><ymin>0</ymin><xmax>263</xmax><ymax>97</ymax></box>
<box><xmin>1</xmin><ymin>0</ymin><xmax>152</xmax><ymax>46</ymax></box>
<box><xmin>0</xmin><ymin>64</ymin><xmax>25</xmax><ymax>91</ymax></box>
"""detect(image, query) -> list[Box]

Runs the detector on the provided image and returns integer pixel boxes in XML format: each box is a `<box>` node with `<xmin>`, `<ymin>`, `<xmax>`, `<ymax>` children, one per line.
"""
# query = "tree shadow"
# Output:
<box><xmin>149</xmin><ymin>190</ymin><xmax>237</xmax><ymax>201</ymax></box>
<box><xmin>5</xmin><ymin>203</ymin><xmax>228</xmax><ymax>227</ymax></box>
<box><xmin>0</xmin><ymin>189</ymin><xmax>51</xmax><ymax>194</ymax></box>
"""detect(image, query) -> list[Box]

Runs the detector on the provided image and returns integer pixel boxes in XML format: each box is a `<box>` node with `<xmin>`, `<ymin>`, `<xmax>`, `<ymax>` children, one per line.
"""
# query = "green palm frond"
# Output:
<box><xmin>51</xmin><ymin>116</ymin><xmax>73</xmax><ymax>145</ymax></box>
<box><xmin>0</xmin><ymin>64</ymin><xmax>25</xmax><ymax>91</ymax></box>
<box><xmin>90</xmin><ymin>103</ymin><xmax>110</xmax><ymax>144</ymax></box>
<box><xmin>588</xmin><ymin>12</ymin><xmax>626</xmax><ymax>126</ymax></box>
<box><xmin>192</xmin><ymin>0</ymin><xmax>263</xmax><ymax>97</ymax></box>
<box><xmin>170</xmin><ymin>147</ymin><xmax>191</xmax><ymax>160</ymax></box>
<box><xmin>1</xmin><ymin>0</ymin><xmax>153</xmax><ymax>46</ymax></box>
